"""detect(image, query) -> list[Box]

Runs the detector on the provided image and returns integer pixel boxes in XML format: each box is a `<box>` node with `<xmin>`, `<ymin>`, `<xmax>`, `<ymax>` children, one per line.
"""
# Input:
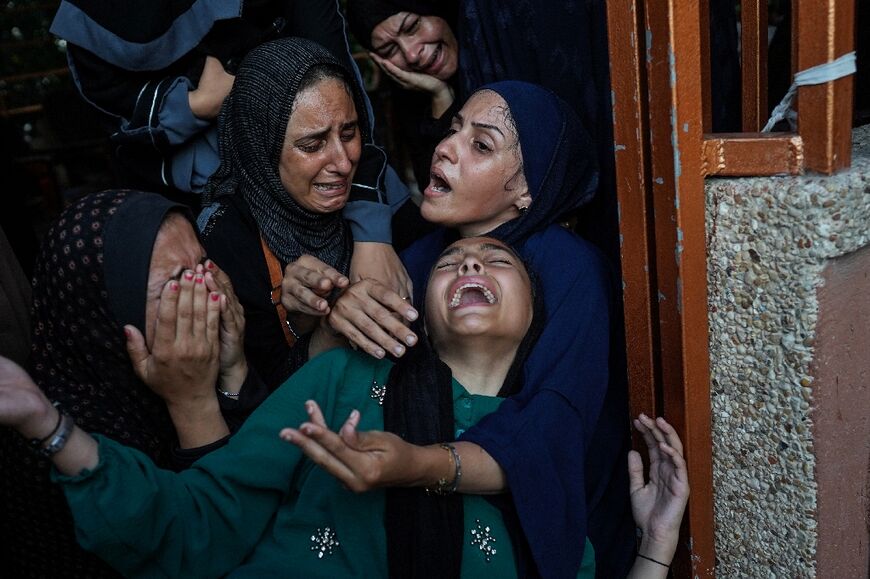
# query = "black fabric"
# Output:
<box><xmin>383</xmin><ymin>263</ymin><xmax>544</xmax><ymax>579</ymax></box>
<box><xmin>345</xmin><ymin>0</ymin><xmax>458</xmax><ymax>51</ymax></box>
<box><xmin>200</xmin><ymin>195</ymin><xmax>313</xmax><ymax>390</ymax></box>
<box><xmin>0</xmin><ymin>190</ymin><xmax>265</xmax><ymax>577</ymax></box>
<box><xmin>60</xmin><ymin>0</ymin><xmax>205</xmax><ymax>44</ymax></box>
<box><xmin>103</xmin><ymin>193</ymin><xmax>192</xmax><ymax>334</ymax></box>
<box><xmin>202</xmin><ymin>37</ymin><xmax>364</xmax><ymax>273</ymax></box>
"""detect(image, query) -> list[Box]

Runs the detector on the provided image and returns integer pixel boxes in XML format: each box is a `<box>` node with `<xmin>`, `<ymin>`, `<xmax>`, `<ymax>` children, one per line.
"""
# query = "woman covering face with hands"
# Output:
<box><xmin>0</xmin><ymin>190</ymin><xmax>255</xmax><ymax>577</ymax></box>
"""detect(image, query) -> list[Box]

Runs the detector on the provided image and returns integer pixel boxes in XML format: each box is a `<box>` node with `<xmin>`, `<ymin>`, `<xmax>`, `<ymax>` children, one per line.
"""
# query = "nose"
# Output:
<box><xmin>433</xmin><ymin>131</ymin><xmax>458</xmax><ymax>164</ymax></box>
<box><xmin>399</xmin><ymin>38</ymin><xmax>422</xmax><ymax>65</ymax></box>
<box><xmin>459</xmin><ymin>255</ymin><xmax>484</xmax><ymax>275</ymax></box>
<box><xmin>326</xmin><ymin>138</ymin><xmax>353</xmax><ymax>175</ymax></box>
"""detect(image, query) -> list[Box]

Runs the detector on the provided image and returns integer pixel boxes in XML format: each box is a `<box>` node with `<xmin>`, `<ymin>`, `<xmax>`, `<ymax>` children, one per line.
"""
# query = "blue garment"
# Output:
<box><xmin>400</xmin><ymin>81</ymin><xmax>633</xmax><ymax>578</ymax></box>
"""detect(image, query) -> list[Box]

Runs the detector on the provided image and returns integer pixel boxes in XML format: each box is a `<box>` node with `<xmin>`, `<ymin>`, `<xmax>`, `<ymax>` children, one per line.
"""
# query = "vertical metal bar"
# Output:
<box><xmin>643</xmin><ymin>0</ymin><xmax>716</xmax><ymax>576</ymax></box>
<box><xmin>606</xmin><ymin>0</ymin><xmax>658</xmax><ymax>421</ymax></box>
<box><xmin>795</xmin><ymin>0</ymin><xmax>854</xmax><ymax>173</ymax></box>
<box><xmin>699</xmin><ymin>0</ymin><xmax>713</xmax><ymax>132</ymax></box>
<box><xmin>741</xmin><ymin>0</ymin><xmax>769</xmax><ymax>131</ymax></box>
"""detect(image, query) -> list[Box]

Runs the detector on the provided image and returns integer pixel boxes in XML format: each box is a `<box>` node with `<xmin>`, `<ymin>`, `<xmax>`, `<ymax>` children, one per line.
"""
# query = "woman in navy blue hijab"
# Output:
<box><xmin>296</xmin><ymin>81</ymin><xmax>635</xmax><ymax>577</ymax></box>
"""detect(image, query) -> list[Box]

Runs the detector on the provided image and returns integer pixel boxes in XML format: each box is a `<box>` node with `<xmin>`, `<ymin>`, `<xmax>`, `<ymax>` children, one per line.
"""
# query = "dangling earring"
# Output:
<box><xmin>518</xmin><ymin>206</ymin><xmax>529</xmax><ymax>215</ymax></box>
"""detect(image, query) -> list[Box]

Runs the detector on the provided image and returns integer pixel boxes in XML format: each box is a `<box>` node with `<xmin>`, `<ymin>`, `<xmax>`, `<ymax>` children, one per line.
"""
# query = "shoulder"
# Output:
<box><xmin>521</xmin><ymin>225</ymin><xmax>610</xmax><ymax>279</ymax></box>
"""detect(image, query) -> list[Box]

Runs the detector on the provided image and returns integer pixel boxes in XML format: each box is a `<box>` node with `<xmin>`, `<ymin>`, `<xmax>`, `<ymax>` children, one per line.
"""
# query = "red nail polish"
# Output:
<box><xmin>171</xmin><ymin>282</ymin><xmax>180</xmax><ymax>291</ymax></box>
<box><xmin>211</xmin><ymin>292</ymin><xmax>220</xmax><ymax>301</ymax></box>
<box><xmin>195</xmin><ymin>275</ymin><xmax>204</xmax><ymax>284</ymax></box>
<box><xmin>123</xmin><ymin>327</ymin><xmax>131</xmax><ymax>338</ymax></box>
<box><xmin>184</xmin><ymin>271</ymin><xmax>194</xmax><ymax>280</ymax></box>
<box><xmin>206</xmin><ymin>260</ymin><xmax>215</xmax><ymax>270</ymax></box>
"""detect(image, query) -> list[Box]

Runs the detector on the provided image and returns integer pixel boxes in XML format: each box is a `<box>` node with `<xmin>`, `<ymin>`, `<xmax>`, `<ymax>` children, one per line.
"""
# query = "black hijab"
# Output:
<box><xmin>0</xmin><ymin>190</ymin><xmax>191</xmax><ymax>577</ymax></box>
<box><xmin>383</xmin><ymin>255</ymin><xmax>546</xmax><ymax>579</ymax></box>
<box><xmin>202</xmin><ymin>37</ymin><xmax>369</xmax><ymax>274</ymax></box>
<box><xmin>346</xmin><ymin>0</ymin><xmax>458</xmax><ymax>50</ymax></box>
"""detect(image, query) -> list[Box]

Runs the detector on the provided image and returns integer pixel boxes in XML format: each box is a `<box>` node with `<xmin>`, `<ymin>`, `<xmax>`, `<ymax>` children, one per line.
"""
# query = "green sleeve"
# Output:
<box><xmin>56</xmin><ymin>349</ymin><xmax>362</xmax><ymax>578</ymax></box>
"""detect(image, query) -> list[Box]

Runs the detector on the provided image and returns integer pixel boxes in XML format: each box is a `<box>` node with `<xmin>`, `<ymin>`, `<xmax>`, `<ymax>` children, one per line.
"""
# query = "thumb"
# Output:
<box><xmin>123</xmin><ymin>325</ymin><xmax>150</xmax><ymax>380</ymax></box>
<box><xmin>627</xmin><ymin>449</ymin><xmax>646</xmax><ymax>494</ymax></box>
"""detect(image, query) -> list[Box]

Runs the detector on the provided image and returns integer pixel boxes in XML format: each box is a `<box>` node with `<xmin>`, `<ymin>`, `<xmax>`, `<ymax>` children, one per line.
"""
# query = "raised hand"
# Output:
<box><xmin>204</xmin><ymin>259</ymin><xmax>247</xmax><ymax>393</ymax></box>
<box><xmin>349</xmin><ymin>242</ymin><xmax>413</xmax><ymax>304</ymax></box>
<box><xmin>628</xmin><ymin>414</ymin><xmax>689</xmax><ymax>571</ymax></box>
<box><xmin>125</xmin><ymin>270</ymin><xmax>227</xmax><ymax>447</ymax></box>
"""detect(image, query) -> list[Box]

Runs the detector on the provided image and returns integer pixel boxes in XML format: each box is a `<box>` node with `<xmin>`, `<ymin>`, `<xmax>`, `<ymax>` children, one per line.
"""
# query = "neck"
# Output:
<box><xmin>436</xmin><ymin>336</ymin><xmax>519</xmax><ymax>396</ymax></box>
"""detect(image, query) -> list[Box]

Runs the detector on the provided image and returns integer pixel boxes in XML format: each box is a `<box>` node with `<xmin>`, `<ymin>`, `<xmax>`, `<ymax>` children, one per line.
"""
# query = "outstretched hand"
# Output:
<box><xmin>628</xmin><ymin>414</ymin><xmax>689</xmax><ymax>565</ymax></box>
<box><xmin>279</xmin><ymin>400</ymin><xmax>420</xmax><ymax>492</ymax></box>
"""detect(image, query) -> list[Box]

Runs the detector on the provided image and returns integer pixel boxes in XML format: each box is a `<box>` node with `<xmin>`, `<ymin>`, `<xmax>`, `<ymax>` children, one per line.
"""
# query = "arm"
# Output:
<box><xmin>282</xmin><ymin>401</ymin><xmax>507</xmax><ymax>493</ymax></box>
<box><xmin>124</xmin><ymin>271</ymin><xmax>228</xmax><ymax>449</ymax></box>
<box><xmin>626</xmin><ymin>415</ymin><xmax>689</xmax><ymax>579</ymax></box>
<box><xmin>0</xmin><ymin>351</ymin><xmax>350</xmax><ymax>577</ymax></box>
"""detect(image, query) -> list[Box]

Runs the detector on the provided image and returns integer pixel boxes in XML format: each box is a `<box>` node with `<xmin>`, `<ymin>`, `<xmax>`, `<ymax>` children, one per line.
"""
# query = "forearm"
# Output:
<box><xmin>406</xmin><ymin>441</ymin><xmax>506</xmax><ymax>494</ymax></box>
<box><xmin>166</xmin><ymin>396</ymin><xmax>230</xmax><ymax>449</ymax></box>
<box><xmin>626</xmin><ymin>535</ymin><xmax>678</xmax><ymax>579</ymax></box>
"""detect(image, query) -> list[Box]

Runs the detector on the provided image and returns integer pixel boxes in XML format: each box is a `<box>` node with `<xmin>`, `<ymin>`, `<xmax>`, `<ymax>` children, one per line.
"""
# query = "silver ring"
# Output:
<box><xmin>401</xmin><ymin>296</ymin><xmax>410</xmax><ymax>301</ymax></box>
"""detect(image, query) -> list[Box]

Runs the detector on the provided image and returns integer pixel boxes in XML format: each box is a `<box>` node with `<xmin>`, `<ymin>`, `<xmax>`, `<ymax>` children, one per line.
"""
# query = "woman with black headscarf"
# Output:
<box><xmin>196</xmin><ymin>36</ymin><xmax>418</xmax><ymax>392</ymax></box>
<box><xmin>0</xmin><ymin>189</ymin><xmax>260</xmax><ymax>577</ymax></box>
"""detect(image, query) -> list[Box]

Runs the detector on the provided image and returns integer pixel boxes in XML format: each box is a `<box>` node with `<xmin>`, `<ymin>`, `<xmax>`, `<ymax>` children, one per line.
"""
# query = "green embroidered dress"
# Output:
<box><xmin>57</xmin><ymin>349</ymin><xmax>595</xmax><ymax>578</ymax></box>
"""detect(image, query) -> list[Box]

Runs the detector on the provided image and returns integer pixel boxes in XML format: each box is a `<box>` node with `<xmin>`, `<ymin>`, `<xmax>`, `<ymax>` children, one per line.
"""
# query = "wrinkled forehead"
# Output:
<box><xmin>459</xmin><ymin>90</ymin><xmax>515</xmax><ymax>136</ymax></box>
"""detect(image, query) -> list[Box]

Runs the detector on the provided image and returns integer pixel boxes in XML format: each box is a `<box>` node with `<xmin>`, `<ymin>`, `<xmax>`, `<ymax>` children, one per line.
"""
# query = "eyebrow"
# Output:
<box><xmin>372</xmin><ymin>13</ymin><xmax>410</xmax><ymax>51</ymax></box>
<box><xmin>294</xmin><ymin>120</ymin><xmax>358</xmax><ymax>142</ymax></box>
<box><xmin>437</xmin><ymin>242</ymin><xmax>516</xmax><ymax>259</ymax></box>
<box><xmin>452</xmin><ymin>113</ymin><xmax>505</xmax><ymax>139</ymax></box>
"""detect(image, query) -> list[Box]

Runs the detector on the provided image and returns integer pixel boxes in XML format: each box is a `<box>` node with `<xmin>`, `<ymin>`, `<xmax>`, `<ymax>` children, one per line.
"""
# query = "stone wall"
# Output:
<box><xmin>705</xmin><ymin>125</ymin><xmax>870</xmax><ymax>577</ymax></box>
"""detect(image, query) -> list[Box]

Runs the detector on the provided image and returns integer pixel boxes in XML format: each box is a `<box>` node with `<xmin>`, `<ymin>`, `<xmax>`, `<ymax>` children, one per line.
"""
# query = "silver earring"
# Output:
<box><xmin>518</xmin><ymin>206</ymin><xmax>529</xmax><ymax>215</ymax></box>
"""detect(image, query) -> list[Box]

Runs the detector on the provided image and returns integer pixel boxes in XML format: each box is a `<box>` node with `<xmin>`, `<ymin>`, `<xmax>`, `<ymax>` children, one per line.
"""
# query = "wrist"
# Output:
<box><xmin>638</xmin><ymin>534</ymin><xmax>678</xmax><ymax>566</ymax></box>
<box><xmin>219</xmin><ymin>359</ymin><xmax>248</xmax><ymax>394</ymax></box>
<box><xmin>21</xmin><ymin>399</ymin><xmax>60</xmax><ymax>441</ymax></box>
<box><xmin>165</xmin><ymin>392</ymin><xmax>221</xmax><ymax>423</ymax></box>
<box><xmin>431</xmin><ymin>85</ymin><xmax>455</xmax><ymax>119</ymax></box>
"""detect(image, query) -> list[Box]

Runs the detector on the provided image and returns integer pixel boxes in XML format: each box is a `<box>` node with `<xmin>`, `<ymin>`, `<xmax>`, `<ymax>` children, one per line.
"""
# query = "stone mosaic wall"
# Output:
<box><xmin>705</xmin><ymin>126</ymin><xmax>870</xmax><ymax>577</ymax></box>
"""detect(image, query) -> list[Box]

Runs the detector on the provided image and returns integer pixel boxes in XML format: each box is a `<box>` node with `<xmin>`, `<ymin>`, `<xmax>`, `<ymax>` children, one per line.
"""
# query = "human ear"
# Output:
<box><xmin>515</xmin><ymin>190</ymin><xmax>532</xmax><ymax>213</ymax></box>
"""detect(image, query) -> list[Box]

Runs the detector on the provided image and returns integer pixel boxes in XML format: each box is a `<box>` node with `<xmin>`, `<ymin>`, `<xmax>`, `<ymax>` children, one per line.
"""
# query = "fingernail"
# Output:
<box><xmin>407</xmin><ymin>310</ymin><xmax>418</xmax><ymax>321</ymax></box>
<box><xmin>301</xmin><ymin>425</ymin><xmax>313</xmax><ymax>435</ymax></box>
<box><xmin>195</xmin><ymin>274</ymin><xmax>204</xmax><ymax>284</ymax></box>
<box><xmin>374</xmin><ymin>349</ymin><xmax>385</xmax><ymax>359</ymax></box>
<box><xmin>305</xmin><ymin>401</ymin><xmax>313</xmax><ymax>413</ymax></box>
<box><xmin>171</xmin><ymin>282</ymin><xmax>180</xmax><ymax>291</ymax></box>
<box><xmin>123</xmin><ymin>327</ymin><xmax>131</xmax><ymax>338</ymax></box>
<box><xmin>210</xmin><ymin>292</ymin><xmax>220</xmax><ymax>301</ymax></box>
<box><xmin>184</xmin><ymin>271</ymin><xmax>194</xmax><ymax>281</ymax></box>
<box><xmin>405</xmin><ymin>335</ymin><xmax>417</xmax><ymax>346</ymax></box>
<box><xmin>351</xmin><ymin>409</ymin><xmax>359</xmax><ymax>419</ymax></box>
<box><xmin>206</xmin><ymin>260</ymin><xmax>215</xmax><ymax>270</ymax></box>
<box><xmin>282</xmin><ymin>431</ymin><xmax>294</xmax><ymax>442</ymax></box>
<box><xmin>393</xmin><ymin>345</ymin><xmax>405</xmax><ymax>357</ymax></box>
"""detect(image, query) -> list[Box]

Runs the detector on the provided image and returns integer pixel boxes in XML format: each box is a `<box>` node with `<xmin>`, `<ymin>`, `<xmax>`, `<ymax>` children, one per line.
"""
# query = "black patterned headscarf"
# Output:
<box><xmin>203</xmin><ymin>37</ymin><xmax>368</xmax><ymax>273</ymax></box>
<box><xmin>0</xmin><ymin>190</ymin><xmax>190</xmax><ymax>577</ymax></box>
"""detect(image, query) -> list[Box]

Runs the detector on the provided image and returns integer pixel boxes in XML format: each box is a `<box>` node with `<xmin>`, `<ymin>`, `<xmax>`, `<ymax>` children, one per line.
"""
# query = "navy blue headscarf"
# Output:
<box><xmin>482</xmin><ymin>81</ymin><xmax>598</xmax><ymax>248</ymax></box>
<box><xmin>401</xmin><ymin>81</ymin><xmax>634</xmax><ymax>578</ymax></box>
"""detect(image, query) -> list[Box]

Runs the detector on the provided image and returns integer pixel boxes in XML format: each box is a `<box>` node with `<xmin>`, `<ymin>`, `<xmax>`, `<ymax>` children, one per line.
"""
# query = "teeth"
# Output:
<box><xmin>449</xmin><ymin>283</ymin><xmax>496</xmax><ymax>308</ymax></box>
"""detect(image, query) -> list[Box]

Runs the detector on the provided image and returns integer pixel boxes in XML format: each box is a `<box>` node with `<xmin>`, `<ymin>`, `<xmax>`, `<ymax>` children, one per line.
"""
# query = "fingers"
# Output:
<box><xmin>123</xmin><ymin>325</ymin><xmax>149</xmax><ymax>380</ymax></box>
<box><xmin>627</xmin><ymin>449</ymin><xmax>645</xmax><ymax>494</ymax></box>
<box><xmin>281</xmin><ymin>257</ymin><xmax>348</xmax><ymax>316</ymax></box>
<box><xmin>659</xmin><ymin>442</ymin><xmax>689</xmax><ymax>488</ymax></box>
<box><xmin>190</xmin><ymin>272</ymin><xmax>208</xmax><ymax>338</ymax></box>
<box><xmin>280</xmin><ymin>427</ymin><xmax>362</xmax><ymax>489</ymax></box>
<box><xmin>154</xmin><ymin>278</ymin><xmax>181</xmax><ymax>349</ymax></box>
<box><xmin>175</xmin><ymin>270</ymin><xmax>195</xmax><ymax>337</ymax></box>
<box><xmin>329</xmin><ymin>281</ymin><xmax>418</xmax><ymax>359</ymax></box>
<box><xmin>304</xmin><ymin>400</ymin><xmax>328</xmax><ymax>428</ymax></box>
<box><xmin>655</xmin><ymin>416</ymin><xmax>684</xmax><ymax>457</ymax></box>
<box><xmin>635</xmin><ymin>414</ymin><xmax>665</xmax><ymax>460</ymax></box>
<box><xmin>206</xmin><ymin>291</ymin><xmax>221</xmax><ymax>345</ymax></box>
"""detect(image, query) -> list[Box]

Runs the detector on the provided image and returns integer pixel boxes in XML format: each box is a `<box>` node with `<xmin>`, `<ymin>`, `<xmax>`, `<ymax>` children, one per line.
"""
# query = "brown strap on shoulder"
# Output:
<box><xmin>259</xmin><ymin>236</ymin><xmax>297</xmax><ymax>348</ymax></box>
